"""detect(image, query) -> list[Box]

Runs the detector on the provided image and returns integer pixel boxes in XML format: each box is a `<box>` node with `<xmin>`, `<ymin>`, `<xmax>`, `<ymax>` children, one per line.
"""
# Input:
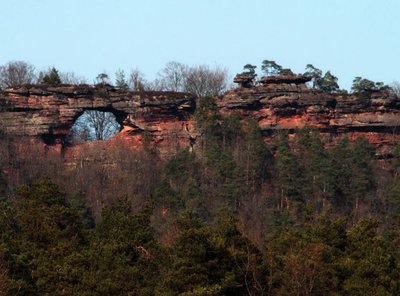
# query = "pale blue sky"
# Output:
<box><xmin>1</xmin><ymin>0</ymin><xmax>399</xmax><ymax>89</ymax></box>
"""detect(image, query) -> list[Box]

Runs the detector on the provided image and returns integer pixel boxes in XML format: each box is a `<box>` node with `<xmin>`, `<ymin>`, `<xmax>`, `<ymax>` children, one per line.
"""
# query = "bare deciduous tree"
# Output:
<box><xmin>38</xmin><ymin>67</ymin><xmax>87</xmax><ymax>85</ymax></box>
<box><xmin>96</xmin><ymin>73</ymin><xmax>109</xmax><ymax>85</ymax></box>
<box><xmin>184</xmin><ymin>65</ymin><xmax>228</xmax><ymax>97</ymax></box>
<box><xmin>59</xmin><ymin>71</ymin><xmax>87</xmax><ymax>84</ymax></box>
<box><xmin>391</xmin><ymin>81</ymin><xmax>400</xmax><ymax>97</ymax></box>
<box><xmin>0</xmin><ymin>61</ymin><xmax>36</xmax><ymax>88</ymax></box>
<box><xmin>87</xmin><ymin>110</ymin><xmax>120</xmax><ymax>140</ymax></box>
<box><xmin>69</xmin><ymin>123</ymin><xmax>91</xmax><ymax>143</ymax></box>
<box><xmin>145</xmin><ymin>78</ymin><xmax>166</xmax><ymax>91</ymax></box>
<box><xmin>71</xmin><ymin>110</ymin><xmax>120</xmax><ymax>141</ymax></box>
<box><xmin>126</xmin><ymin>62</ymin><xmax>229</xmax><ymax>95</ymax></box>
<box><xmin>128</xmin><ymin>68</ymin><xmax>147</xmax><ymax>91</ymax></box>
<box><xmin>158</xmin><ymin>61</ymin><xmax>187</xmax><ymax>92</ymax></box>
<box><xmin>0</xmin><ymin>265</ymin><xmax>9</xmax><ymax>296</ymax></box>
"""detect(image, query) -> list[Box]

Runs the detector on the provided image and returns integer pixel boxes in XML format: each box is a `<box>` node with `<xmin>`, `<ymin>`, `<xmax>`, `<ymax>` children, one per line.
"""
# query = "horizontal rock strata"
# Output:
<box><xmin>0</xmin><ymin>77</ymin><xmax>399</xmax><ymax>155</ymax></box>
<box><xmin>0</xmin><ymin>84</ymin><xmax>196</xmax><ymax>151</ymax></box>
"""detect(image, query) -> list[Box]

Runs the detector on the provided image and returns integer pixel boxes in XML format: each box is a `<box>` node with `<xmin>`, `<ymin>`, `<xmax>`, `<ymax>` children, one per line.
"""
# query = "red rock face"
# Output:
<box><xmin>218</xmin><ymin>81</ymin><xmax>400</xmax><ymax>155</ymax></box>
<box><xmin>0</xmin><ymin>84</ymin><xmax>196</xmax><ymax>154</ymax></box>
<box><xmin>0</xmin><ymin>80</ymin><xmax>399</xmax><ymax>156</ymax></box>
<box><xmin>116</xmin><ymin>118</ymin><xmax>196</xmax><ymax>156</ymax></box>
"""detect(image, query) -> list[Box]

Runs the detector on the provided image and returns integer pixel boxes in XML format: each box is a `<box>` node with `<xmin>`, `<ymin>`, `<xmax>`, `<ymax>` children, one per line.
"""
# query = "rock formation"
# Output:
<box><xmin>224</xmin><ymin>73</ymin><xmax>400</xmax><ymax>154</ymax></box>
<box><xmin>233</xmin><ymin>73</ymin><xmax>257</xmax><ymax>88</ymax></box>
<box><xmin>0</xmin><ymin>84</ymin><xmax>196</xmax><ymax>152</ymax></box>
<box><xmin>0</xmin><ymin>75</ymin><xmax>399</xmax><ymax>156</ymax></box>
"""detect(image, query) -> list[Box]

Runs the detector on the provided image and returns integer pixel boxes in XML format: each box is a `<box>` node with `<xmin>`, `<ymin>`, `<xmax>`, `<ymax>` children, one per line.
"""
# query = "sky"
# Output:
<box><xmin>1</xmin><ymin>0</ymin><xmax>400</xmax><ymax>90</ymax></box>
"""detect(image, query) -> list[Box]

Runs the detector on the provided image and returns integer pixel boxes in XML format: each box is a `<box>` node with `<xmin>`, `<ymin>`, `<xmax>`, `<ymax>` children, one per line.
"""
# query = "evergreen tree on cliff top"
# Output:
<box><xmin>40</xmin><ymin>67</ymin><xmax>61</xmax><ymax>86</ymax></box>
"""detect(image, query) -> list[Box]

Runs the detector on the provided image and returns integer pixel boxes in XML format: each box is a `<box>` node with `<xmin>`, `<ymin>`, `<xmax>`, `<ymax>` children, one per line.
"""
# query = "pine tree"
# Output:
<box><xmin>297</xmin><ymin>129</ymin><xmax>335</xmax><ymax>210</ymax></box>
<box><xmin>348</xmin><ymin>138</ymin><xmax>375</xmax><ymax>212</ymax></box>
<box><xmin>157</xmin><ymin>211</ymin><xmax>233</xmax><ymax>295</ymax></box>
<box><xmin>82</xmin><ymin>198</ymin><xmax>160</xmax><ymax>295</ymax></box>
<box><xmin>341</xmin><ymin>219</ymin><xmax>399</xmax><ymax>295</ymax></box>
<box><xmin>275</xmin><ymin>134</ymin><xmax>306</xmax><ymax>209</ymax></box>
<box><xmin>214</xmin><ymin>212</ymin><xmax>266</xmax><ymax>295</ymax></box>
<box><xmin>41</xmin><ymin>67</ymin><xmax>62</xmax><ymax>86</ymax></box>
<box><xmin>264</xmin><ymin>222</ymin><xmax>337</xmax><ymax>295</ymax></box>
<box><xmin>163</xmin><ymin>148</ymin><xmax>203</xmax><ymax>212</ymax></box>
<box><xmin>329</xmin><ymin>137</ymin><xmax>354</xmax><ymax>210</ymax></box>
<box><xmin>9</xmin><ymin>178</ymin><xmax>85</xmax><ymax>295</ymax></box>
<box><xmin>240</xmin><ymin>118</ymin><xmax>270</xmax><ymax>191</ymax></box>
<box><xmin>115</xmin><ymin>69</ymin><xmax>129</xmax><ymax>91</ymax></box>
<box><xmin>70</xmin><ymin>191</ymin><xmax>95</xmax><ymax>230</ymax></box>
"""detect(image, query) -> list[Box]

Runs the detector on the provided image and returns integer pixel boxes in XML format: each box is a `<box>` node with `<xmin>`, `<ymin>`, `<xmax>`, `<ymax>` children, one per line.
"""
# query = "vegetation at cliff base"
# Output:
<box><xmin>0</xmin><ymin>93</ymin><xmax>399</xmax><ymax>295</ymax></box>
<box><xmin>0</xmin><ymin>57</ymin><xmax>400</xmax><ymax>294</ymax></box>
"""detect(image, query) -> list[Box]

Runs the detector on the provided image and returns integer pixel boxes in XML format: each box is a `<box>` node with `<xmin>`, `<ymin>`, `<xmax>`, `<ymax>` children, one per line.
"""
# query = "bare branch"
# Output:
<box><xmin>184</xmin><ymin>65</ymin><xmax>228</xmax><ymax>97</ymax></box>
<box><xmin>70</xmin><ymin>110</ymin><xmax>120</xmax><ymax>142</ymax></box>
<box><xmin>158</xmin><ymin>61</ymin><xmax>188</xmax><ymax>92</ymax></box>
<box><xmin>0</xmin><ymin>61</ymin><xmax>36</xmax><ymax>88</ymax></box>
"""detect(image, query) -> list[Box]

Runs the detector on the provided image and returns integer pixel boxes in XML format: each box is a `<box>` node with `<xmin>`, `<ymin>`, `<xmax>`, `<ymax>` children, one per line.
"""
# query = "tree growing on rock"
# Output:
<box><xmin>128</xmin><ymin>68</ymin><xmax>147</xmax><ymax>91</ymax></box>
<box><xmin>351</xmin><ymin>77</ymin><xmax>391</xmax><ymax>95</ymax></box>
<box><xmin>0</xmin><ymin>60</ymin><xmax>36</xmax><ymax>89</ymax></box>
<box><xmin>234</xmin><ymin>64</ymin><xmax>257</xmax><ymax>87</ymax></box>
<box><xmin>158</xmin><ymin>61</ymin><xmax>188</xmax><ymax>92</ymax></box>
<box><xmin>115</xmin><ymin>69</ymin><xmax>129</xmax><ymax>91</ymax></box>
<box><xmin>391</xmin><ymin>81</ymin><xmax>400</xmax><ymax>97</ymax></box>
<box><xmin>243</xmin><ymin>63</ymin><xmax>257</xmax><ymax>75</ymax></box>
<box><xmin>318</xmin><ymin>71</ymin><xmax>339</xmax><ymax>93</ymax></box>
<box><xmin>39</xmin><ymin>67</ymin><xmax>62</xmax><ymax>86</ymax></box>
<box><xmin>261</xmin><ymin>60</ymin><xmax>283</xmax><ymax>76</ymax></box>
<box><xmin>39</xmin><ymin>67</ymin><xmax>86</xmax><ymax>85</ymax></box>
<box><xmin>184</xmin><ymin>64</ymin><xmax>228</xmax><ymax>97</ymax></box>
<box><xmin>59</xmin><ymin>71</ymin><xmax>87</xmax><ymax>84</ymax></box>
<box><xmin>96</xmin><ymin>73</ymin><xmax>109</xmax><ymax>85</ymax></box>
<box><xmin>304</xmin><ymin>64</ymin><xmax>339</xmax><ymax>93</ymax></box>
<box><xmin>304</xmin><ymin>64</ymin><xmax>323</xmax><ymax>89</ymax></box>
<box><xmin>351</xmin><ymin>77</ymin><xmax>392</xmax><ymax>100</ymax></box>
<box><xmin>351</xmin><ymin>77</ymin><xmax>375</xmax><ymax>93</ymax></box>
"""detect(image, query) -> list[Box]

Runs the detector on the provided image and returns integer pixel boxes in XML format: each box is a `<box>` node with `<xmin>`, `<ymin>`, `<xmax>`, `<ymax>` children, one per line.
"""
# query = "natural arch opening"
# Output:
<box><xmin>68</xmin><ymin>110</ymin><xmax>121</xmax><ymax>143</ymax></box>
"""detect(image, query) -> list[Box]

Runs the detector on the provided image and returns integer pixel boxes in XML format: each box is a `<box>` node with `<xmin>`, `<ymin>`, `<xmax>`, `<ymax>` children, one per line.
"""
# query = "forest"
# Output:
<box><xmin>0</xmin><ymin>91</ymin><xmax>399</xmax><ymax>295</ymax></box>
<box><xmin>0</xmin><ymin>59</ymin><xmax>400</xmax><ymax>295</ymax></box>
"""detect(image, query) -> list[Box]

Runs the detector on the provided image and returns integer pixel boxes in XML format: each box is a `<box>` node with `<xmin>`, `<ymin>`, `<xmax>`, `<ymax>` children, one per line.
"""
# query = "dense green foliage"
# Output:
<box><xmin>304</xmin><ymin>64</ymin><xmax>339</xmax><ymax>93</ymax></box>
<box><xmin>115</xmin><ymin>69</ymin><xmax>129</xmax><ymax>91</ymax></box>
<box><xmin>0</xmin><ymin>96</ymin><xmax>399</xmax><ymax>295</ymax></box>
<box><xmin>1</xmin><ymin>178</ymin><xmax>400</xmax><ymax>295</ymax></box>
<box><xmin>351</xmin><ymin>77</ymin><xmax>392</xmax><ymax>99</ymax></box>
<box><xmin>40</xmin><ymin>67</ymin><xmax>62</xmax><ymax>86</ymax></box>
<box><xmin>261</xmin><ymin>60</ymin><xmax>283</xmax><ymax>76</ymax></box>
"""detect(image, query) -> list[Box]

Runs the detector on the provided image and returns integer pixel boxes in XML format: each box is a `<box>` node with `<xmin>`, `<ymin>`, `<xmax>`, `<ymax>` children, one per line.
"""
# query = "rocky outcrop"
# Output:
<box><xmin>0</xmin><ymin>84</ymin><xmax>196</xmax><ymax>151</ymax></box>
<box><xmin>233</xmin><ymin>73</ymin><xmax>257</xmax><ymax>88</ymax></box>
<box><xmin>259</xmin><ymin>73</ymin><xmax>311</xmax><ymax>85</ymax></box>
<box><xmin>221</xmin><ymin>75</ymin><xmax>400</xmax><ymax>154</ymax></box>
<box><xmin>0</xmin><ymin>77</ymin><xmax>399</xmax><ymax>155</ymax></box>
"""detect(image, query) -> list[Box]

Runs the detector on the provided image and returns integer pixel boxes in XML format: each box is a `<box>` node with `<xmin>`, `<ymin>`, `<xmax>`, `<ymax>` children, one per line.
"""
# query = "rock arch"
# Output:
<box><xmin>0</xmin><ymin>84</ymin><xmax>196</xmax><ymax>147</ymax></box>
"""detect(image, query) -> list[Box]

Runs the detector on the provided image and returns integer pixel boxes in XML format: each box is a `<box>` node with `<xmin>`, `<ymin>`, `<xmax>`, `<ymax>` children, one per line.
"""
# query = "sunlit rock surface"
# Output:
<box><xmin>219</xmin><ymin>75</ymin><xmax>400</xmax><ymax>155</ymax></box>
<box><xmin>0</xmin><ymin>77</ymin><xmax>399</xmax><ymax>156</ymax></box>
<box><xmin>0</xmin><ymin>84</ymin><xmax>196</xmax><ymax>152</ymax></box>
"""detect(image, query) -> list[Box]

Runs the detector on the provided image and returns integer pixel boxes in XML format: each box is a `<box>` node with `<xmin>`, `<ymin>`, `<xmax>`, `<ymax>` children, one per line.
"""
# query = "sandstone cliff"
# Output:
<box><xmin>220</xmin><ymin>75</ymin><xmax>400</xmax><ymax>154</ymax></box>
<box><xmin>0</xmin><ymin>84</ymin><xmax>196</xmax><ymax>152</ymax></box>
<box><xmin>0</xmin><ymin>77</ymin><xmax>399</xmax><ymax>155</ymax></box>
